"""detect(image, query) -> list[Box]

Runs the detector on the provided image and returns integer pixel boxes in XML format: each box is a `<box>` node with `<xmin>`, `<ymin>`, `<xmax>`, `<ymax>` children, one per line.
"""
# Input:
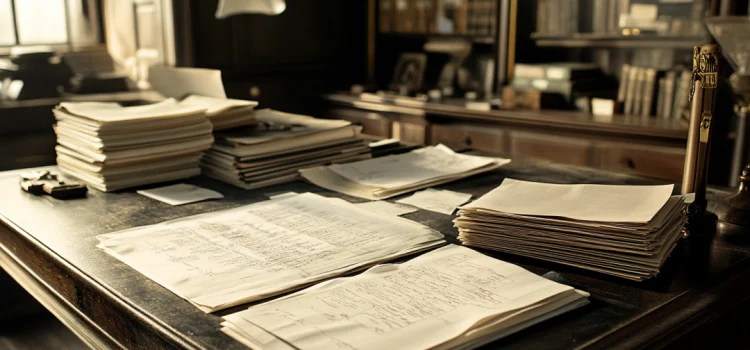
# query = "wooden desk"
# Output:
<box><xmin>0</xmin><ymin>158</ymin><xmax>748</xmax><ymax>349</ymax></box>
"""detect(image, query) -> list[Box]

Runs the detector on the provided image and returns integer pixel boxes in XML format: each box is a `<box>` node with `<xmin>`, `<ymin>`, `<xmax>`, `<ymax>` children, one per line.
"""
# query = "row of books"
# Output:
<box><xmin>535</xmin><ymin>0</ymin><xmax>581</xmax><ymax>35</ymax></box>
<box><xmin>617</xmin><ymin>64</ymin><xmax>691</xmax><ymax>120</ymax></box>
<box><xmin>379</xmin><ymin>0</ymin><xmax>496</xmax><ymax>36</ymax></box>
<box><xmin>537</xmin><ymin>0</ymin><xmax>705</xmax><ymax>36</ymax></box>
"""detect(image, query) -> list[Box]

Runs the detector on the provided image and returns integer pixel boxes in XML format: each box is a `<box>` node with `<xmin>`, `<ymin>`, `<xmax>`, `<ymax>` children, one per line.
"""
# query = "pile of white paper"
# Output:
<box><xmin>180</xmin><ymin>95</ymin><xmax>257</xmax><ymax>130</ymax></box>
<box><xmin>300</xmin><ymin>144</ymin><xmax>511</xmax><ymax>200</ymax></box>
<box><xmin>202</xmin><ymin>109</ymin><xmax>371</xmax><ymax>190</ymax></box>
<box><xmin>221</xmin><ymin>244</ymin><xmax>589</xmax><ymax>350</ymax></box>
<box><xmin>456</xmin><ymin>179</ymin><xmax>687</xmax><ymax>281</ymax></box>
<box><xmin>97</xmin><ymin>192</ymin><xmax>445</xmax><ymax>312</ymax></box>
<box><xmin>53</xmin><ymin>98</ymin><xmax>214</xmax><ymax>192</ymax></box>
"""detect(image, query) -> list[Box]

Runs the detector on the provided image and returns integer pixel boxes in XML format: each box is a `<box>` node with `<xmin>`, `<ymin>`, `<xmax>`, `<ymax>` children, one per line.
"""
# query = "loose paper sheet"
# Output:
<box><xmin>396</xmin><ymin>188</ymin><xmax>472</xmax><ymax>215</ymax></box>
<box><xmin>464</xmin><ymin>178</ymin><xmax>674</xmax><ymax>223</ymax></box>
<box><xmin>354</xmin><ymin>201</ymin><xmax>418</xmax><ymax>216</ymax></box>
<box><xmin>266</xmin><ymin>191</ymin><xmax>299</xmax><ymax>200</ymax></box>
<box><xmin>58</xmin><ymin>98</ymin><xmax>207</xmax><ymax>123</ymax></box>
<box><xmin>180</xmin><ymin>95</ymin><xmax>257</xmax><ymax>116</ymax></box>
<box><xmin>149</xmin><ymin>66</ymin><xmax>227</xmax><ymax>99</ymax></box>
<box><xmin>327</xmin><ymin>144</ymin><xmax>500</xmax><ymax>189</ymax></box>
<box><xmin>223</xmin><ymin>244</ymin><xmax>587</xmax><ymax>350</ymax></box>
<box><xmin>97</xmin><ymin>193</ymin><xmax>444</xmax><ymax>312</ymax></box>
<box><xmin>137</xmin><ymin>184</ymin><xmax>224</xmax><ymax>206</ymax></box>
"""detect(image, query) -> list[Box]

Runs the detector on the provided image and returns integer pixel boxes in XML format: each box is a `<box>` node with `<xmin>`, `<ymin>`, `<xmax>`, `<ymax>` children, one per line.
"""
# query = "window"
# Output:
<box><xmin>0</xmin><ymin>0</ymin><xmax>101</xmax><ymax>48</ymax></box>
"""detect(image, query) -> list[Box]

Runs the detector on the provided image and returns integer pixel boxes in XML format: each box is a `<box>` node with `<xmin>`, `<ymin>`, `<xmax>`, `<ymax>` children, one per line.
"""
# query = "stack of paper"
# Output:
<box><xmin>53</xmin><ymin>98</ymin><xmax>214</xmax><ymax>192</ymax></box>
<box><xmin>455</xmin><ymin>179</ymin><xmax>687</xmax><ymax>281</ymax></box>
<box><xmin>301</xmin><ymin>144</ymin><xmax>511</xmax><ymax>200</ymax></box>
<box><xmin>180</xmin><ymin>95</ymin><xmax>258</xmax><ymax>130</ymax></box>
<box><xmin>201</xmin><ymin>109</ymin><xmax>371</xmax><ymax>189</ymax></box>
<box><xmin>221</xmin><ymin>244</ymin><xmax>590</xmax><ymax>350</ymax></box>
<box><xmin>97</xmin><ymin>193</ymin><xmax>445</xmax><ymax>312</ymax></box>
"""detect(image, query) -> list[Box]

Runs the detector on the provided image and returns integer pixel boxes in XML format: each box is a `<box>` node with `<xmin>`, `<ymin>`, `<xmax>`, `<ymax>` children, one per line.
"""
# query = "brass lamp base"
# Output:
<box><xmin>715</xmin><ymin>164</ymin><xmax>750</xmax><ymax>238</ymax></box>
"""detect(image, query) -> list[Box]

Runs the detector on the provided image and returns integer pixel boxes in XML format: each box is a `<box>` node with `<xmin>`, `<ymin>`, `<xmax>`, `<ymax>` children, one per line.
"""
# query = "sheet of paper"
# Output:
<box><xmin>327</xmin><ymin>144</ymin><xmax>500</xmax><ymax>189</ymax></box>
<box><xmin>148</xmin><ymin>66</ymin><xmax>227</xmax><ymax>99</ymax></box>
<box><xmin>136</xmin><ymin>184</ymin><xmax>224</xmax><ymax>206</ymax></box>
<box><xmin>396</xmin><ymin>188</ymin><xmax>472</xmax><ymax>215</ymax></box>
<box><xmin>97</xmin><ymin>193</ymin><xmax>444</xmax><ymax>312</ymax></box>
<box><xmin>354</xmin><ymin>201</ymin><xmax>417</xmax><ymax>216</ymax></box>
<box><xmin>464</xmin><ymin>178</ymin><xmax>674</xmax><ymax>223</ymax></box>
<box><xmin>219</xmin><ymin>109</ymin><xmax>351</xmax><ymax>146</ymax></box>
<box><xmin>266</xmin><ymin>191</ymin><xmax>299</xmax><ymax>200</ymax></box>
<box><xmin>224</xmin><ymin>244</ymin><xmax>587</xmax><ymax>350</ymax></box>
<box><xmin>58</xmin><ymin>98</ymin><xmax>207</xmax><ymax>123</ymax></box>
<box><xmin>180</xmin><ymin>95</ymin><xmax>257</xmax><ymax>116</ymax></box>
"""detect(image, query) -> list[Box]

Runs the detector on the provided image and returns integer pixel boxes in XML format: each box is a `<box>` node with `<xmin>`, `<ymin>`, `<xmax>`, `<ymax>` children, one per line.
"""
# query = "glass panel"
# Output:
<box><xmin>0</xmin><ymin>0</ymin><xmax>16</xmax><ymax>46</ymax></box>
<box><xmin>15</xmin><ymin>0</ymin><xmax>68</xmax><ymax>45</ymax></box>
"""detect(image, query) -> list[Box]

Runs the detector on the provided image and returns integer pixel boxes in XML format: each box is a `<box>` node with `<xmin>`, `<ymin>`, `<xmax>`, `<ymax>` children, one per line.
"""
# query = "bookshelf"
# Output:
<box><xmin>378</xmin><ymin>32</ymin><xmax>495</xmax><ymax>44</ymax></box>
<box><xmin>531</xmin><ymin>33</ymin><xmax>708</xmax><ymax>49</ymax></box>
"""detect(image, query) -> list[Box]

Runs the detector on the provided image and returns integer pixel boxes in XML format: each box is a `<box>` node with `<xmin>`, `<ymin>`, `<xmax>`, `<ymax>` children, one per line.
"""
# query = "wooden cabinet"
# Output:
<box><xmin>593</xmin><ymin>142</ymin><xmax>685</xmax><ymax>181</ymax></box>
<box><xmin>431</xmin><ymin>124</ymin><xmax>507</xmax><ymax>153</ymax></box>
<box><xmin>510</xmin><ymin>131</ymin><xmax>593</xmax><ymax>166</ymax></box>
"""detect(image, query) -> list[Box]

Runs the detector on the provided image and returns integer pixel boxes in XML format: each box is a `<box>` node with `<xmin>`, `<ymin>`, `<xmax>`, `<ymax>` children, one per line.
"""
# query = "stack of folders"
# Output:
<box><xmin>221</xmin><ymin>244</ymin><xmax>589</xmax><ymax>350</ymax></box>
<box><xmin>301</xmin><ymin>144</ymin><xmax>511</xmax><ymax>200</ymax></box>
<box><xmin>456</xmin><ymin>179</ymin><xmax>687</xmax><ymax>281</ymax></box>
<box><xmin>201</xmin><ymin>109</ymin><xmax>371</xmax><ymax>190</ymax></box>
<box><xmin>53</xmin><ymin>98</ymin><xmax>214</xmax><ymax>192</ymax></box>
<box><xmin>180</xmin><ymin>95</ymin><xmax>258</xmax><ymax>130</ymax></box>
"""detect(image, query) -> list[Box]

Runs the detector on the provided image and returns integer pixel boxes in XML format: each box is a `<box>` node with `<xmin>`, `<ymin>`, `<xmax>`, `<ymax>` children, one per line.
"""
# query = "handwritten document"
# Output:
<box><xmin>222</xmin><ymin>244</ymin><xmax>589</xmax><ymax>350</ymax></box>
<box><xmin>97</xmin><ymin>193</ymin><xmax>445</xmax><ymax>312</ymax></box>
<box><xmin>354</xmin><ymin>201</ymin><xmax>418</xmax><ymax>216</ymax></box>
<box><xmin>328</xmin><ymin>145</ymin><xmax>498</xmax><ymax>189</ymax></box>
<box><xmin>396</xmin><ymin>188</ymin><xmax>472</xmax><ymax>215</ymax></box>
<box><xmin>465</xmin><ymin>178</ymin><xmax>674</xmax><ymax>223</ymax></box>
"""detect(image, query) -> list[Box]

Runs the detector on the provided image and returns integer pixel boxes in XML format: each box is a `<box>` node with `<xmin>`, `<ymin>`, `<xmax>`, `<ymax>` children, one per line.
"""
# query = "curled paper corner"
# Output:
<box><xmin>215</xmin><ymin>0</ymin><xmax>286</xmax><ymax>19</ymax></box>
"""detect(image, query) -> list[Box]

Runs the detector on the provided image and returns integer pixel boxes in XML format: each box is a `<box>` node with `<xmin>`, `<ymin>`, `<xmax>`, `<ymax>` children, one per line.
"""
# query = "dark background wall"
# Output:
<box><xmin>186</xmin><ymin>0</ymin><xmax>368</xmax><ymax>115</ymax></box>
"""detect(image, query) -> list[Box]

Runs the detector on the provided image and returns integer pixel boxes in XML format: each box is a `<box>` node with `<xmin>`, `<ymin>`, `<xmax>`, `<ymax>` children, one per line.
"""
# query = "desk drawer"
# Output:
<box><xmin>593</xmin><ymin>142</ymin><xmax>685</xmax><ymax>181</ymax></box>
<box><xmin>510</xmin><ymin>132</ymin><xmax>592</xmax><ymax>166</ymax></box>
<box><xmin>430</xmin><ymin>124</ymin><xmax>507</xmax><ymax>153</ymax></box>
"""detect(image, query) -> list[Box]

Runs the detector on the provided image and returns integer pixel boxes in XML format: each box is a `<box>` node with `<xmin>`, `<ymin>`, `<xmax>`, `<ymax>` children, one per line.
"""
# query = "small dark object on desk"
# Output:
<box><xmin>715</xmin><ymin>164</ymin><xmax>750</xmax><ymax>238</ymax></box>
<box><xmin>20</xmin><ymin>171</ymin><xmax>87</xmax><ymax>199</ymax></box>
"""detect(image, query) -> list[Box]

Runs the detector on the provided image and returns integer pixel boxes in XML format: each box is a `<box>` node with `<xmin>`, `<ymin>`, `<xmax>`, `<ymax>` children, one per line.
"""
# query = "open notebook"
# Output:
<box><xmin>97</xmin><ymin>193</ymin><xmax>445</xmax><ymax>312</ymax></box>
<box><xmin>221</xmin><ymin>244</ymin><xmax>589</xmax><ymax>350</ymax></box>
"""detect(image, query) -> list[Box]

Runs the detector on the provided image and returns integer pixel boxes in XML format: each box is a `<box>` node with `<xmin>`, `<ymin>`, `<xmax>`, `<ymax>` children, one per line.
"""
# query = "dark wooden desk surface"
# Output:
<box><xmin>0</xmin><ymin>158</ymin><xmax>748</xmax><ymax>350</ymax></box>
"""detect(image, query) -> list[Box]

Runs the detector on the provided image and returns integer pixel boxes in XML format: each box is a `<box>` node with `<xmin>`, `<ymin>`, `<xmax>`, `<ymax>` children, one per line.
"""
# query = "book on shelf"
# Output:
<box><xmin>616</xmin><ymin>64</ymin><xmax>631</xmax><ymax>104</ymax></box>
<box><xmin>655</xmin><ymin>77</ymin><xmax>667</xmax><ymax>120</ymax></box>
<box><xmin>641</xmin><ymin>68</ymin><xmax>666</xmax><ymax>118</ymax></box>
<box><xmin>379</xmin><ymin>0</ymin><xmax>396</xmax><ymax>32</ymax></box>
<box><xmin>631</xmin><ymin>67</ymin><xmax>646</xmax><ymax>116</ymax></box>
<box><xmin>623</xmin><ymin>66</ymin><xmax>639</xmax><ymax>115</ymax></box>
<box><xmin>661</xmin><ymin>70</ymin><xmax>677</xmax><ymax>119</ymax></box>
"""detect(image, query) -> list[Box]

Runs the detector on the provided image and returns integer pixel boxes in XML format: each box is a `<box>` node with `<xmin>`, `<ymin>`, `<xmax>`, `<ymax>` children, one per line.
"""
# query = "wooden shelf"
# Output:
<box><xmin>531</xmin><ymin>32</ymin><xmax>708</xmax><ymax>49</ymax></box>
<box><xmin>378</xmin><ymin>32</ymin><xmax>495</xmax><ymax>44</ymax></box>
